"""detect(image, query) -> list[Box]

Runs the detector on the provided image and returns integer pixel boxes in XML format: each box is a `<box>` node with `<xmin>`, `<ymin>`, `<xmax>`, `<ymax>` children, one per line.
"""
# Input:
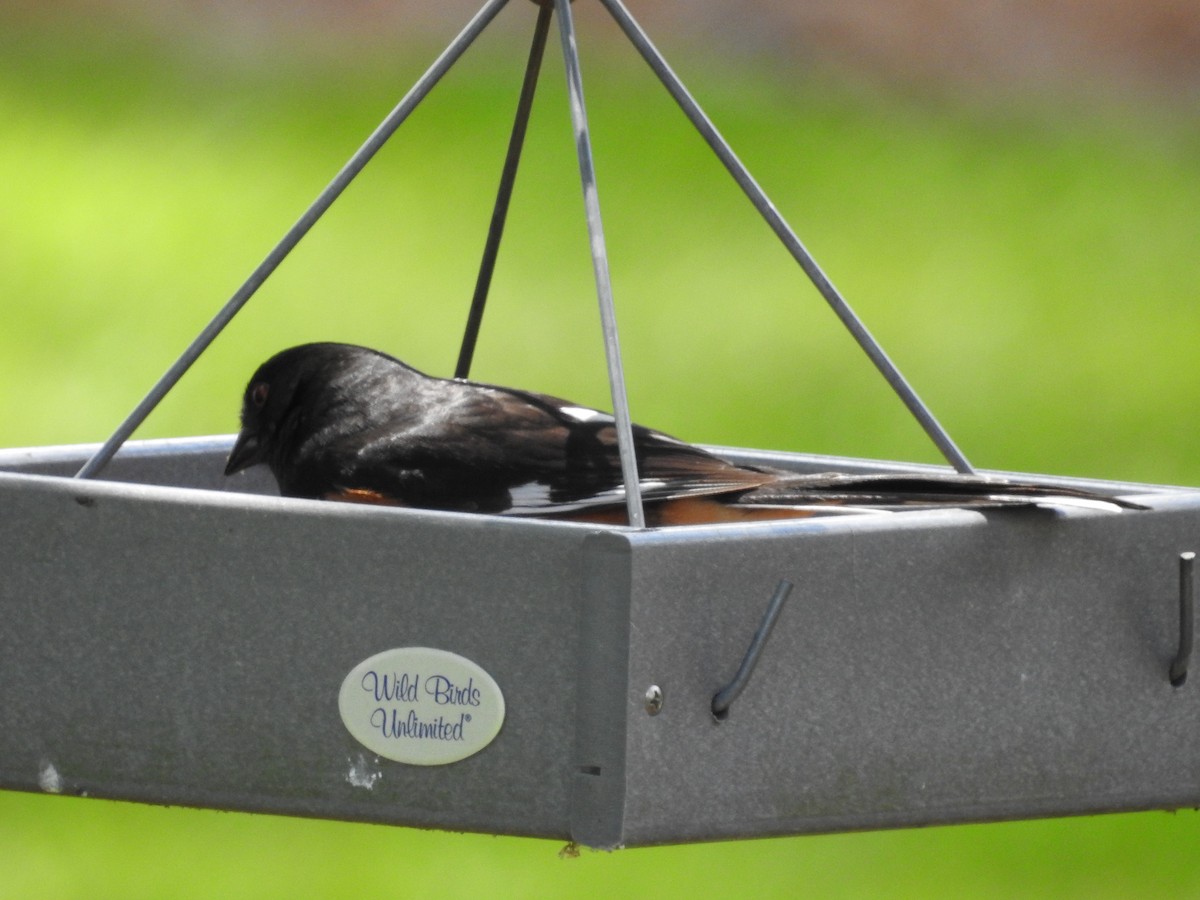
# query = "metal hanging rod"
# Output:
<box><xmin>553</xmin><ymin>0</ymin><xmax>647</xmax><ymax>527</ymax></box>
<box><xmin>75</xmin><ymin>0</ymin><xmax>512</xmax><ymax>481</ymax></box>
<box><xmin>455</xmin><ymin>2</ymin><xmax>552</xmax><ymax>380</ymax></box>
<box><xmin>597</xmin><ymin>0</ymin><xmax>973</xmax><ymax>475</ymax></box>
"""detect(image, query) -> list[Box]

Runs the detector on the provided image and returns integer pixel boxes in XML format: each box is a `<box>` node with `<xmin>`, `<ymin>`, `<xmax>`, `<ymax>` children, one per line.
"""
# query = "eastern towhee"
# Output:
<box><xmin>224</xmin><ymin>343</ymin><xmax>1140</xmax><ymax>525</ymax></box>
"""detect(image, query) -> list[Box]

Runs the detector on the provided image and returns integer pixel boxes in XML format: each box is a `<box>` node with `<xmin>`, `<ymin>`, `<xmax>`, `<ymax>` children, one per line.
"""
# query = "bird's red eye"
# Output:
<box><xmin>251</xmin><ymin>382</ymin><xmax>269</xmax><ymax>408</ymax></box>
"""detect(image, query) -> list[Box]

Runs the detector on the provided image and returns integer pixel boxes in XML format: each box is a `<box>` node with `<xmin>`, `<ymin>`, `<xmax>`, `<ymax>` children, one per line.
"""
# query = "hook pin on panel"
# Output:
<box><xmin>712</xmin><ymin>579</ymin><xmax>793</xmax><ymax>720</ymax></box>
<box><xmin>1170</xmin><ymin>552</ymin><xmax>1195</xmax><ymax>687</ymax></box>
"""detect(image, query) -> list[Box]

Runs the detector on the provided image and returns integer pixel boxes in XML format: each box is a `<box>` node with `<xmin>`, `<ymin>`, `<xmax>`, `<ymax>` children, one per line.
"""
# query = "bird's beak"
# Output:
<box><xmin>224</xmin><ymin>431</ymin><xmax>263</xmax><ymax>476</ymax></box>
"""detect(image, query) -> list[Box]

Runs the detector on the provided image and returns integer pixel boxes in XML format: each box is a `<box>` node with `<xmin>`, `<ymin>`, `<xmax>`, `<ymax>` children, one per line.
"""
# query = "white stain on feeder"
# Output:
<box><xmin>346</xmin><ymin>753</ymin><xmax>383</xmax><ymax>790</ymax></box>
<box><xmin>38</xmin><ymin>760</ymin><xmax>63</xmax><ymax>794</ymax></box>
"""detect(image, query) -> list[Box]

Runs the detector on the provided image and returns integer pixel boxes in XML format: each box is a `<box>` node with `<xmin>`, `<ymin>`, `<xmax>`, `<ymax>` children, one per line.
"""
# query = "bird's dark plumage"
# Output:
<box><xmin>225</xmin><ymin>343</ymin><xmax>1142</xmax><ymax>524</ymax></box>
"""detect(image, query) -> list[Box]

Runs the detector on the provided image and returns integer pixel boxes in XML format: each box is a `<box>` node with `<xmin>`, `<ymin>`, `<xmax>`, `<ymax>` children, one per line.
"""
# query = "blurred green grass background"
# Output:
<box><xmin>3</xmin><ymin>3</ymin><xmax>1200</xmax><ymax>896</ymax></box>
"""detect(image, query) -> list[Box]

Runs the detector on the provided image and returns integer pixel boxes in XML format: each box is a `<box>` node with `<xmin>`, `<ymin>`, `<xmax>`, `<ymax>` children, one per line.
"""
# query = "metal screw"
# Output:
<box><xmin>644</xmin><ymin>685</ymin><xmax>663</xmax><ymax>716</ymax></box>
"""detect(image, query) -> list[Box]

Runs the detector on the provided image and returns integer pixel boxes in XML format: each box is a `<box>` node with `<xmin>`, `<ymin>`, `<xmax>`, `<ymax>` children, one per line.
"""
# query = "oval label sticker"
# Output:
<box><xmin>338</xmin><ymin>647</ymin><xmax>505</xmax><ymax>766</ymax></box>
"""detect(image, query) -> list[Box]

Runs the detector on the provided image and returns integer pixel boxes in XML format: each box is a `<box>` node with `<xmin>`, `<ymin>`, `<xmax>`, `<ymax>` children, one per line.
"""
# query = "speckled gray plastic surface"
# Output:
<box><xmin>1</xmin><ymin>437</ymin><xmax>1198</xmax><ymax>848</ymax></box>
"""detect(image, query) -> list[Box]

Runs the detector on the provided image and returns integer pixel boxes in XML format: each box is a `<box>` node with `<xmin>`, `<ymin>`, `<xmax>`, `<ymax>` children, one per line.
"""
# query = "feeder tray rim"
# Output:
<box><xmin>0</xmin><ymin>435</ymin><xmax>1185</xmax><ymax>538</ymax></box>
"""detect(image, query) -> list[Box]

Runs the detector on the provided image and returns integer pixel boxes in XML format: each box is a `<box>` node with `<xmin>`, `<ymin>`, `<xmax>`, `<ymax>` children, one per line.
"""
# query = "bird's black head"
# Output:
<box><xmin>225</xmin><ymin>342</ymin><xmax>403</xmax><ymax>481</ymax></box>
<box><xmin>225</xmin><ymin>345</ymin><xmax>310</xmax><ymax>478</ymax></box>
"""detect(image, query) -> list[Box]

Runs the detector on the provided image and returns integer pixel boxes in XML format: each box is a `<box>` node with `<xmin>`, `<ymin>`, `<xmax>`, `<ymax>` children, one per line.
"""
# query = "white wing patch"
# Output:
<box><xmin>558</xmin><ymin>405</ymin><xmax>614</xmax><ymax>424</ymax></box>
<box><xmin>509</xmin><ymin>481</ymin><xmax>554</xmax><ymax>508</ymax></box>
<box><xmin>506</xmin><ymin>477</ymin><xmax>708</xmax><ymax>515</ymax></box>
<box><xmin>507</xmin><ymin>480</ymin><xmax>626</xmax><ymax>513</ymax></box>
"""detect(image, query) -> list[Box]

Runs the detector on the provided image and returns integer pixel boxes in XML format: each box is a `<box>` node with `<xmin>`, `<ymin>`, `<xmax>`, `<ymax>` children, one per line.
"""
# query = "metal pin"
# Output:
<box><xmin>712</xmin><ymin>579</ymin><xmax>793</xmax><ymax>719</ymax></box>
<box><xmin>1170</xmin><ymin>552</ymin><xmax>1194</xmax><ymax>687</ymax></box>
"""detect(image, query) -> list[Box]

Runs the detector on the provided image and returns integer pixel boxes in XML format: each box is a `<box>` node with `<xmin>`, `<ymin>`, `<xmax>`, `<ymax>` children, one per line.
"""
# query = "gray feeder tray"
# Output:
<box><xmin>2</xmin><ymin>437</ymin><xmax>1198</xmax><ymax>849</ymax></box>
<box><xmin>6</xmin><ymin>0</ymin><xmax>1193</xmax><ymax>853</ymax></box>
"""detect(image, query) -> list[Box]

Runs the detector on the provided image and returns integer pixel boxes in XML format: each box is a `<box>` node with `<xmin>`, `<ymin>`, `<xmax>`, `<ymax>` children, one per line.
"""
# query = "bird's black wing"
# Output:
<box><xmin>326</xmin><ymin>377</ymin><xmax>774</xmax><ymax>514</ymax></box>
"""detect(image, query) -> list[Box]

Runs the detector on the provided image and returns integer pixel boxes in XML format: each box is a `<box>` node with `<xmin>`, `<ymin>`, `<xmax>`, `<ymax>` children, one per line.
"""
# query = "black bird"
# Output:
<box><xmin>224</xmin><ymin>342</ymin><xmax>1141</xmax><ymax>525</ymax></box>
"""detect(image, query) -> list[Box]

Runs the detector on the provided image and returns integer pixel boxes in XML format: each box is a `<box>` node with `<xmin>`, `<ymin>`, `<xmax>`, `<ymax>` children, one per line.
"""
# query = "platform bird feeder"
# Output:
<box><xmin>3</xmin><ymin>0</ymin><xmax>1199</xmax><ymax>850</ymax></box>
